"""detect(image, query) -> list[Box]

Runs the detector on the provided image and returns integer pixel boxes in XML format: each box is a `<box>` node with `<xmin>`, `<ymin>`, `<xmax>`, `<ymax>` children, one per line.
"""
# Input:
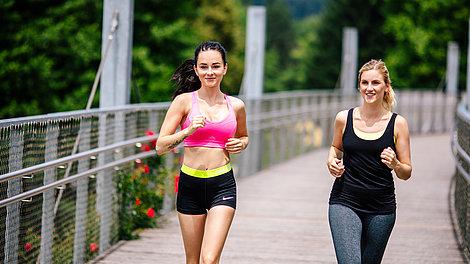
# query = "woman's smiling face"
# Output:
<box><xmin>194</xmin><ymin>50</ymin><xmax>227</xmax><ymax>89</ymax></box>
<box><xmin>359</xmin><ymin>69</ymin><xmax>388</xmax><ymax>105</ymax></box>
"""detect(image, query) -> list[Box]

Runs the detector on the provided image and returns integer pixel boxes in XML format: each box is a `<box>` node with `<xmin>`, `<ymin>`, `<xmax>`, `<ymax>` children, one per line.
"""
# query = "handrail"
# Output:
<box><xmin>0</xmin><ymin>150</ymin><xmax>156</xmax><ymax>208</ymax></box>
<box><xmin>0</xmin><ymin>134</ymin><xmax>158</xmax><ymax>183</ymax></box>
<box><xmin>452</xmin><ymin>132</ymin><xmax>470</xmax><ymax>181</ymax></box>
<box><xmin>0</xmin><ymin>102</ymin><xmax>170</xmax><ymax>127</ymax></box>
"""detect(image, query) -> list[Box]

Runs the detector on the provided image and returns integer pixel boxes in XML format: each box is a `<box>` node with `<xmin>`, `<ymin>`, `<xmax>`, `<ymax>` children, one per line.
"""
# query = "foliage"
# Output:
<box><xmin>0</xmin><ymin>0</ymin><xmax>102</xmax><ymax>118</ymax></box>
<box><xmin>285</xmin><ymin>0</ymin><xmax>325</xmax><ymax>19</ymax></box>
<box><xmin>264</xmin><ymin>0</ymin><xmax>302</xmax><ymax>92</ymax></box>
<box><xmin>18</xmin><ymin>228</ymin><xmax>41</xmax><ymax>263</ymax></box>
<box><xmin>0</xmin><ymin>0</ymin><xmax>246</xmax><ymax>118</ymax></box>
<box><xmin>117</xmin><ymin>131</ymin><xmax>167</xmax><ymax>240</ymax></box>
<box><xmin>1</xmin><ymin>0</ymin><xmax>469</xmax><ymax>118</ymax></box>
<box><xmin>298</xmin><ymin>0</ymin><xmax>469</xmax><ymax>90</ymax></box>
<box><xmin>382</xmin><ymin>0</ymin><xmax>470</xmax><ymax>89</ymax></box>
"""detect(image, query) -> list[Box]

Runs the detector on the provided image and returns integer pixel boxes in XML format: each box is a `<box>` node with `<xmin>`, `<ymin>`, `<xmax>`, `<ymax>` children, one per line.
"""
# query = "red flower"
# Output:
<box><xmin>145</xmin><ymin>130</ymin><xmax>157</xmax><ymax>148</ymax></box>
<box><xmin>146</xmin><ymin>208</ymin><xmax>155</xmax><ymax>218</ymax></box>
<box><xmin>24</xmin><ymin>242</ymin><xmax>32</xmax><ymax>252</ymax></box>
<box><xmin>145</xmin><ymin>130</ymin><xmax>155</xmax><ymax>137</ymax></box>
<box><xmin>143</xmin><ymin>165</ymin><xmax>150</xmax><ymax>174</ymax></box>
<box><xmin>89</xmin><ymin>242</ymin><xmax>98</xmax><ymax>253</ymax></box>
<box><xmin>135</xmin><ymin>198</ymin><xmax>141</xmax><ymax>206</ymax></box>
<box><xmin>141</xmin><ymin>144</ymin><xmax>151</xmax><ymax>152</ymax></box>
<box><xmin>174</xmin><ymin>174</ymin><xmax>180</xmax><ymax>193</ymax></box>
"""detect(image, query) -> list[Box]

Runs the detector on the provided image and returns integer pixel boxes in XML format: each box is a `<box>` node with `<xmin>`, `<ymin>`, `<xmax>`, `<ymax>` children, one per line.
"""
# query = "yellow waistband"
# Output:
<box><xmin>181</xmin><ymin>163</ymin><xmax>232</xmax><ymax>178</ymax></box>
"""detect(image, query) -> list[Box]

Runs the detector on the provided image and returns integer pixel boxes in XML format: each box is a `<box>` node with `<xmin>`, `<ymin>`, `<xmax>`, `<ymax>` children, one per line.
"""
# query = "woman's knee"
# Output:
<box><xmin>200</xmin><ymin>252</ymin><xmax>220</xmax><ymax>264</ymax></box>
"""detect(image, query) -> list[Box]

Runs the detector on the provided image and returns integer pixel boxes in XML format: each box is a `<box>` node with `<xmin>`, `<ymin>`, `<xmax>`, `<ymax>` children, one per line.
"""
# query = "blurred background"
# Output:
<box><xmin>1</xmin><ymin>0</ymin><xmax>469</xmax><ymax>118</ymax></box>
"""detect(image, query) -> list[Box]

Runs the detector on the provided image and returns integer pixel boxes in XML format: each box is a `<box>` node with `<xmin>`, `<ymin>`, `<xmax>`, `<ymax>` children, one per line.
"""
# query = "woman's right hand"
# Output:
<box><xmin>187</xmin><ymin>114</ymin><xmax>205</xmax><ymax>134</ymax></box>
<box><xmin>327</xmin><ymin>158</ymin><xmax>345</xmax><ymax>178</ymax></box>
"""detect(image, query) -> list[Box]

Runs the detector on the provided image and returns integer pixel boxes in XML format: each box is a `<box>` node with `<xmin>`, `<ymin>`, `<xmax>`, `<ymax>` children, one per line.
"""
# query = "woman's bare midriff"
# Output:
<box><xmin>183</xmin><ymin>147</ymin><xmax>230</xmax><ymax>170</ymax></box>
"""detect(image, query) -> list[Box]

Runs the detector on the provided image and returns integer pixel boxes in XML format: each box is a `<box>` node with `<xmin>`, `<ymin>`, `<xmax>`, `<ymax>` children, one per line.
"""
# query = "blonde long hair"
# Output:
<box><xmin>358</xmin><ymin>59</ymin><xmax>396</xmax><ymax>110</ymax></box>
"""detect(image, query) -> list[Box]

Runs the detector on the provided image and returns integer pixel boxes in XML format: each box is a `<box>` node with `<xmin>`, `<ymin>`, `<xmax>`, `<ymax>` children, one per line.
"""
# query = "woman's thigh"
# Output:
<box><xmin>328</xmin><ymin>204</ymin><xmax>362</xmax><ymax>264</ymax></box>
<box><xmin>361</xmin><ymin>213</ymin><xmax>396</xmax><ymax>264</ymax></box>
<box><xmin>200</xmin><ymin>206</ymin><xmax>235</xmax><ymax>262</ymax></box>
<box><xmin>178</xmin><ymin>212</ymin><xmax>207</xmax><ymax>262</ymax></box>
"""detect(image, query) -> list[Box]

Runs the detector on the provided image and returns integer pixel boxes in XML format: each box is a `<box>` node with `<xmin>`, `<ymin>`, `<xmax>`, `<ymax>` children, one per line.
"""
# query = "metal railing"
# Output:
<box><xmin>451</xmin><ymin>100</ymin><xmax>470</xmax><ymax>262</ymax></box>
<box><xmin>0</xmin><ymin>90</ymin><xmax>456</xmax><ymax>264</ymax></box>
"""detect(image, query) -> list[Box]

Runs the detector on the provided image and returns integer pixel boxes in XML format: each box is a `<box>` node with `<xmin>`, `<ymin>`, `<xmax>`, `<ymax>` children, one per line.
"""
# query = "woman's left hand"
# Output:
<box><xmin>225</xmin><ymin>138</ymin><xmax>244</xmax><ymax>154</ymax></box>
<box><xmin>381</xmin><ymin>147</ymin><xmax>398</xmax><ymax>170</ymax></box>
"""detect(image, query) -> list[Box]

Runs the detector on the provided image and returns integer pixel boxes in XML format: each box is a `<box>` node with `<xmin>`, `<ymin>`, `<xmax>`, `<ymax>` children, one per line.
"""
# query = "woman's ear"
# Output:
<box><xmin>223</xmin><ymin>63</ymin><xmax>228</xmax><ymax>75</ymax></box>
<box><xmin>193</xmin><ymin>66</ymin><xmax>199</xmax><ymax>76</ymax></box>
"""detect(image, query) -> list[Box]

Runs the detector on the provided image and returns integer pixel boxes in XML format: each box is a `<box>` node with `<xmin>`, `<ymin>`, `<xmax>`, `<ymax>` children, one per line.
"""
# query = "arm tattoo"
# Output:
<box><xmin>168</xmin><ymin>137</ymin><xmax>184</xmax><ymax>150</ymax></box>
<box><xmin>168</xmin><ymin>132</ymin><xmax>188</xmax><ymax>149</ymax></box>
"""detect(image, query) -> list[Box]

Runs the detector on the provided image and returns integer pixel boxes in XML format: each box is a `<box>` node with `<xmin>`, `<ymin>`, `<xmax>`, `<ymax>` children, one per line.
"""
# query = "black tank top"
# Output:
<box><xmin>329</xmin><ymin>108</ymin><xmax>397</xmax><ymax>214</ymax></box>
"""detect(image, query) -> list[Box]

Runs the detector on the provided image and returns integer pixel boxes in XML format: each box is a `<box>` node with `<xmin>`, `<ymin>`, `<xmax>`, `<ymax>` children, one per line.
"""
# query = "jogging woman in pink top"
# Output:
<box><xmin>156</xmin><ymin>41</ymin><xmax>249</xmax><ymax>264</ymax></box>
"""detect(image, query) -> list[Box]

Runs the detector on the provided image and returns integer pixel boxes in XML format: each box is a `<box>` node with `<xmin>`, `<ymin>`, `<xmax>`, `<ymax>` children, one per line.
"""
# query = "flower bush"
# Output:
<box><xmin>117</xmin><ymin>129</ymin><xmax>173</xmax><ymax>240</ymax></box>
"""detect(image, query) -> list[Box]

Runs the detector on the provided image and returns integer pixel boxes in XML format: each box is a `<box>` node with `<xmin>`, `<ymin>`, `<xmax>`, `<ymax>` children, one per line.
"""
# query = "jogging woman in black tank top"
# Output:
<box><xmin>326</xmin><ymin>59</ymin><xmax>412</xmax><ymax>264</ymax></box>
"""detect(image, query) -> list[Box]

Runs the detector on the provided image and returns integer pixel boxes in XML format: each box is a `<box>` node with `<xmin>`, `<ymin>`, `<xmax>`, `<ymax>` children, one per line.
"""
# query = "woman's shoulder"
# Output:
<box><xmin>394</xmin><ymin>113</ymin><xmax>409</xmax><ymax>131</ymax></box>
<box><xmin>171</xmin><ymin>92</ymin><xmax>193</xmax><ymax>113</ymax></box>
<box><xmin>227</xmin><ymin>95</ymin><xmax>245</xmax><ymax>111</ymax></box>
<box><xmin>173</xmin><ymin>92</ymin><xmax>193</xmax><ymax>104</ymax></box>
<box><xmin>335</xmin><ymin>109</ymin><xmax>349</xmax><ymax>123</ymax></box>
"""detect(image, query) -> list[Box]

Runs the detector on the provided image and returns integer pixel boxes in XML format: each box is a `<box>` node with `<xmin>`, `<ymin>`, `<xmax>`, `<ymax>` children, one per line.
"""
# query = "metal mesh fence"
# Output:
<box><xmin>452</xmin><ymin>102</ymin><xmax>470</xmax><ymax>262</ymax></box>
<box><xmin>0</xmin><ymin>105</ymin><xmax>170</xmax><ymax>264</ymax></box>
<box><xmin>0</xmin><ymin>90</ymin><xmax>456</xmax><ymax>264</ymax></box>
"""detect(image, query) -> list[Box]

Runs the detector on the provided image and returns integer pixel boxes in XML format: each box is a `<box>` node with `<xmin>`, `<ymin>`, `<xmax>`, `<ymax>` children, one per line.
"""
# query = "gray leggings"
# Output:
<box><xmin>328</xmin><ymin>204</ymin><xmax>396</xmax><ymax>264</ymax></box>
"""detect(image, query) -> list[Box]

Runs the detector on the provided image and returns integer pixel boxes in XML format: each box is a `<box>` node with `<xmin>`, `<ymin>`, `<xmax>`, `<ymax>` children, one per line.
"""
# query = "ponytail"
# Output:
<box><xmin>171</xmin><ymin>59</ymin><xmax>200</xmax><ymax>99</ymax></box>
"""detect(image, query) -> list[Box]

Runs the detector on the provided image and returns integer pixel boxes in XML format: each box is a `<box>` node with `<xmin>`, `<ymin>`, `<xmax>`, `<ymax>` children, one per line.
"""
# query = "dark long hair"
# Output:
<box><xmin>171</xmin><ymin>41</ymin><xmax>227</xmax><ymax>99</ymax></box>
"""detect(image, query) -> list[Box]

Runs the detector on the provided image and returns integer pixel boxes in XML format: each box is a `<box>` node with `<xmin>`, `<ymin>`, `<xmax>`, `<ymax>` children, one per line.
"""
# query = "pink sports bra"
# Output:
<box><xmin>181</xmin><ymin>91</ymin><xmax>237</xmax><ymax>148</ymax></box>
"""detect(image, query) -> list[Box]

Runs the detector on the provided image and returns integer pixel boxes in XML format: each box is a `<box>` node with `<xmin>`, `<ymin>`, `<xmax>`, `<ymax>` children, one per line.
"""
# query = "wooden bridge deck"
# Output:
<box><xmin>95</xmin><ymin>134</ymin><xmax>463</xmax><ymax>263</ymax></box>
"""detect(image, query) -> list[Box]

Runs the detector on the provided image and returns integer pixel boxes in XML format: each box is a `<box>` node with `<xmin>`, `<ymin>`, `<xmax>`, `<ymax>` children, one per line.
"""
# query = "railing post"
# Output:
<box><xmin>279</xmin><ymin>97</ymin><xmax>289</xmax><ymax>161</ymax></box>
<box><xmin>100</xmin><ymin>0</ymin><xmax>134</xmax><ymax>108</ymax></box>
<box><xmin>97</xmin><ymin>114</ymin><xmax>113</xmax><ymax>254</ymax></box>
<box><xmin>161</xmin><ymin>152</ymin><xmax>175</xmax><ymax>215</ymax></box>
<box><xmin>149</xmin><ymin>110</ymin><xmax>159</xmax><ymax>133</ymax></box>
<box><xmin>269</xmin><ymin>98</ymin><xmax>278</xmax><ymax>166</ymax></box>
<box><xmin>467</xmin><ymin>17</ymin><xmax>470</xmax><ymax>110</ymax></box>
<box><xmin>40</xmin><ymin>123</ymin><xmax>59</xmax><ymax>264</ymax></box>
<box><xmin>446</xmin><ymin>41</ymin><xmax>460</xmax><ymax>97</ymax></box>
<box><xmin>340</xmin><ymin>27</ymin><xmax>358</xmax><ymax>96</ymax></box>
<box><xmin>73</xmin><ymin>119</ymin><xmax>92</xmax><ymax>264</ymax></box>
<box><xmin>4</xmin><ymin>129</ymin><xmax>23</xmax><ymax>264</ymax></box>
<box><xmin>240</xmin><ymin>5</ymin><xmax>266</xmax><ymax>98</ymax></box>
<box><xmin>300</xmin><ymin>95</ymin><xmax>310</xmax><ymax>154</ymax></box>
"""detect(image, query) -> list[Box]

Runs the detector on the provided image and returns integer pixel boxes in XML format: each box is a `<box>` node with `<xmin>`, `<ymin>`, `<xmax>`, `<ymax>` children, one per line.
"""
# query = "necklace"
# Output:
<box><xmin>357</xmin><ymin>108</ymin><xmax>389</xmax><ymax>126</ymax></box>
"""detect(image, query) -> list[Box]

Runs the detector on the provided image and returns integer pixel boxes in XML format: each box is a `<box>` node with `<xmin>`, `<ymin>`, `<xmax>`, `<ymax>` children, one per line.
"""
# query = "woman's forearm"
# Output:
<box><xmin>156</xmin><ymin>128</ymin><xmax>189</xmax><ymax>155</ymax></box>
<box><xmin>394</xmin><ymin>161</ymin><xmax>412</xmax><ymax>180</ymax></box>
<box><xmin>328</xmin><ymin>146</ymin><xmax>343</xmax><ymax>162</ymax></box>
<box><xmin>240</xmin><ymin>136</ymin><xmax>249</xmax><ymax>150</ymax></box>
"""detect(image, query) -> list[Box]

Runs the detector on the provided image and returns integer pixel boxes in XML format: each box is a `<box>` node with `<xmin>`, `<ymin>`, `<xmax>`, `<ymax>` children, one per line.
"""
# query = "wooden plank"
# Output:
<box><xmin>95</xmin><ymin>134</ymin><xmax>463</xmax><ymax>263</ymax></box>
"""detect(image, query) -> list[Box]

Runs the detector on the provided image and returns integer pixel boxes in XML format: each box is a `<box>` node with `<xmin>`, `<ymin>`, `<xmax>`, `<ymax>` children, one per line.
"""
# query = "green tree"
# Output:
<box><xmin>131</xmin><ymin>0</ymin><xmax>200</xmax><ymax>103</ymax></box>
<box><xmin>382</xmin><ymin>0</ymin><xmax>470</xmax><ymax>89</ymax></box>
<box><xmin>264</xmin><ymin>0</ymin><xmax>299</xmax><ymax>92</ymax></box>
<box><xmin>0</xmin><ymin>0</ymin><xmax>246</xmax><ymax>118</ymax></box>
<box><xmin>301</xmin><ymin>0</ymin><xmax>388</xmax><ymax>89</ymax></box>
<box><xmin>0</xmin><ymin>0</ymin><xmax>103</xmax><ymax>118</ymax></box>
<box><xmin>295</xmin><ymin>0</ymin><xmax>469</xmax><ymax>90</ymax></box>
